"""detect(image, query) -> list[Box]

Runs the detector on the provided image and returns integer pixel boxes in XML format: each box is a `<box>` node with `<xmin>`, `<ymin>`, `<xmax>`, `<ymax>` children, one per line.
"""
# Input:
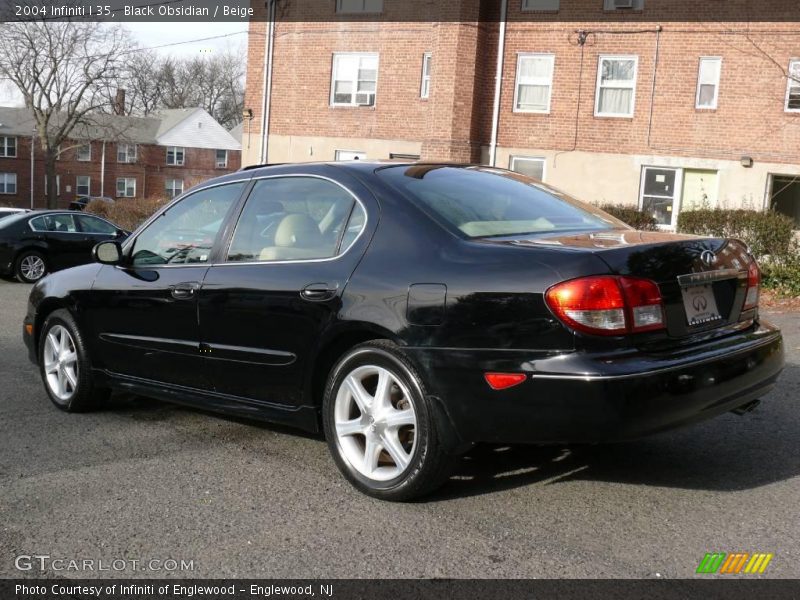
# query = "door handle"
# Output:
<box><xmin>301</xmin><ymin>283</ymin><xmax>337</xmax><ymax>302</ymax></box>
<box><xmin>170</xmin><ymin>282</ymin><xmax>201</xmax><ymax>300</ymax></box>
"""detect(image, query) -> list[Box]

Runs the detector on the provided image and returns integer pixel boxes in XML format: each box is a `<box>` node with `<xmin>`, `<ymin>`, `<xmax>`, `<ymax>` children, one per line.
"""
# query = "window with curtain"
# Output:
<box><xmin>514</xmin><ymin>54</ymin><xmax>555</xmax><ymax>113</ymax></box>
<box><xmin>595</xmin><ymin>56</ymin><xmax>638</xmax><ymax>117</ymax></box>
<box><xmin>696</xmin><ymin>57</ymin><xmax>722</xmax><ymax>109</ymax></box>
<box><xmin>331</xmin><ymin>53</ymin><xmax>379</xmax><ymax>107</ymax></box>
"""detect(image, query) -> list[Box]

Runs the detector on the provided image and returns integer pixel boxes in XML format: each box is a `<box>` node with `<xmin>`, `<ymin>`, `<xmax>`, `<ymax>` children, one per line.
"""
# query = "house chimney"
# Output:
<box><xmin>113</xmin><ymin>89</ymin><xmax>126</xmax><ymax>115</ymax></box>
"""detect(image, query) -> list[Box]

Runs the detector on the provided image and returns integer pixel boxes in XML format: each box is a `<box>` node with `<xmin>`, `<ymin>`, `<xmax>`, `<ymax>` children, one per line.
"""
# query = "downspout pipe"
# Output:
<box><xmin>259</xmin><ymin>0</ymin><xmax>276</xmax><ymax>164</ymax></box>
<box><xmin>488</xmin><ymin>0</ymin><xmax>508</xmax><ymax>167</ymax></box>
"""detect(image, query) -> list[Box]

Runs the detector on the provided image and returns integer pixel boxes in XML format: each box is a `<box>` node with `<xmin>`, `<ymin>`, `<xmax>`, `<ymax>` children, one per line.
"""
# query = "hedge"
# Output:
<box><xmin>85</xmin><ymin>197</ymin><xmax>167</xmax><ymax>232</ymax></box>
<box><xmin>677</xmin><ymin>208</ymin><xmax>795</xmax><ymax>258</ymax></box>
<box><xmin>597</xmin><ymin>204</ymin><xmax>659</xmax><ymax>231</ymax></box>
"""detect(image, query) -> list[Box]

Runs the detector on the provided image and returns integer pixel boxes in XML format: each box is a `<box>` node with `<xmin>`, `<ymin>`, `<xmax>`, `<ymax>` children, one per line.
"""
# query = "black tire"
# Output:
<box><xmin>15</xmin><ymin>250</ymin><xmax>48</xmax><ymax>283</ymax></box>
<box><xmin>38</xmin><ymin>309</ymin><xmax>109</xmax><ymax>412</ymax></box>
<box><xmin>322</xmin><ymin>340</ymin><xmax>455</xmax><ymax>501</ymax></box>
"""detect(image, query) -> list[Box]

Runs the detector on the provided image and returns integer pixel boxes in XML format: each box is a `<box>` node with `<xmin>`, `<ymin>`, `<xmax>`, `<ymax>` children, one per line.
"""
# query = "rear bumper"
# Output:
<box><xmin>408</xmin><ymin>321</ymin><xmax>784</xmax><ymax>445</ymax></box>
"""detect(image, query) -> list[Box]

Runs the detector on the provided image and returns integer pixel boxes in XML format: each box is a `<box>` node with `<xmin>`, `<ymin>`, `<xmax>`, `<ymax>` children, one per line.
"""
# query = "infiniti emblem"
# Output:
<box><xmin>700</xmin><ymin>250</ymin><xmax>717</xmax><ymax>267</ymax></box>
<box><xmin>693</xmin><ymin>296</ymin><xmax>708</xmax><ymax>311</ymax></box>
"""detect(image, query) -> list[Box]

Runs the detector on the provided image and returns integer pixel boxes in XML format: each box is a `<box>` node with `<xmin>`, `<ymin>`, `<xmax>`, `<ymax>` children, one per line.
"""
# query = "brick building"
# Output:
<box><xmin>242</xmin><ymin>0</ymin><xmax>800</xmax><ymax>229</ymax></box>
<box><xmin>0</xmin><ymin>106</ymin><xmax>242</xmax><ymax>209</ymax></box>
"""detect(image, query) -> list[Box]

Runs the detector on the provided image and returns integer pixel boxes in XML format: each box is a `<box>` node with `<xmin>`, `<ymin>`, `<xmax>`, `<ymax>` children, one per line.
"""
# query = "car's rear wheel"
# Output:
<box><xmin>322</xmin><ymin>341</ymin><xmax>454</xmax><ymax>501</ymax></box>
<box><xmin>39</xmin><ymin>309</ymin><xmax>109</xmax><ymax>412</ymax></box>
<box><xmin>16</xmin><ymin>250</ymin><xmax>47</xmax><ymax>283</ymax></box>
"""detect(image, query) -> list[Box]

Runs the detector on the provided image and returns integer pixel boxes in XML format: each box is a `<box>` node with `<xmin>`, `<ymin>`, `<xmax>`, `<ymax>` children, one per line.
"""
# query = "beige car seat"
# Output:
<box><xmin>259</xmin><ymin>213</ymin><xmax>330</xmax><ymax>260</ymax></box>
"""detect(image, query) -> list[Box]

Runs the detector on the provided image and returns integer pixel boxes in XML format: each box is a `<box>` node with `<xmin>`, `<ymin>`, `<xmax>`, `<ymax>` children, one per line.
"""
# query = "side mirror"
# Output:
<box><xmin>93</xmin><ymin>241</ymin><xmax>123</xmax><ymax>265</ymax></box>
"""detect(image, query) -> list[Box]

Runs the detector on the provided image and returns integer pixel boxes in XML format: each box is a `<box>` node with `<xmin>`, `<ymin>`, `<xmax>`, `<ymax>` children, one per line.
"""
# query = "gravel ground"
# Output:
<box><xmin>0</xmin><ymin>279</ymin><xmax>798</xmax><ymax>579</ymax></box>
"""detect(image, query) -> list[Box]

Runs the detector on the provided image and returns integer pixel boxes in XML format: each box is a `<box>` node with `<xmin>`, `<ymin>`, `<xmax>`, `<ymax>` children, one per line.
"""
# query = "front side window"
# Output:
<box><xmin>77</xmin><ymin>144</ymin><xmax>91</xmax><ymax>161</ymax></box>
<box><xmin>377</xmin><ymin>165</ymin><xmax>619</xmax><ymax>238</ymax></box>
<box><xmin>118</xmin><ymin>143</ymin><xmax>137</xmax><ymax>163</ymax></box>
<box><xmin>0</xmin><ymin>173</ymin><xmax>16</xmax><ymax>194</ymax></box>
<box><xmin>116</xmin><ymin>177</ymin><xmax>136</xmax><ymax>198</ymax></box>
<box><xmin>331</xmin><ymin>53</ymin><xmax>378</xmax><ymax>107</ymax></box>
<box><xmin>227</xmin><ymin>177</ymin><xmax>364</xmax><ymax>263</ymax></box>
<box><xmin>0</xmin><ymin>137</ymin><xmax>17</xmax><ymax>158</ymax></box>
<box><xmin>216</xmin><ymin>149</ymin><xmax>228</xmax><ymax>168</ymax></box>
<box><xmin>77</xmin><ymin>215</ymin><xmax>117</xmax><ymax>234</ymax></box>
<box><xmin>786</xmin><ymin>60</ymin><xmax>800</xmax><ymax>112</ymax></box>
<box><xmin>515</xmin><ymin>54</ymin><xmax>555</xmax><ymax>113</ymax></box>
<box><xmin>510</xmin><ymin>156</ymin><xmax>546</xmax><ymax>181</ymax></box>
<box><xmin>130</xmin><ymin>182</ymin><xmax>245</xmax><ymax>267</ymax></box>
<box><xmin>595</xmin><ymin>56</ymin><xmax>638</xmax><ymax>117</ymax></box>
<box><xmin>76</xmin><ymin>176</ymin><xmax>90</xmax><ymax>196</ymax></box>
<box><xmin>696</xmin><ymin>57</ymin><xmax>722</xmax><ymax>109</ymax></box>
<box><xmin>336</xmin><ymin>0</ymin><xmax>382</xmax><ymax>13</ymax></box>
<box><xmin>166</xmin><ymin>147</ymin><xmax>185</xmax><ymax>166</ymax></box>
<box><xmin>165</xmin><ymin>179</ymin><xmax>184</xmax><ymax>199</ymax></box>
<box><xmin>420</xmin><ymin>53</ymin><xmax>432</xmax><ymax>99</ymax></box>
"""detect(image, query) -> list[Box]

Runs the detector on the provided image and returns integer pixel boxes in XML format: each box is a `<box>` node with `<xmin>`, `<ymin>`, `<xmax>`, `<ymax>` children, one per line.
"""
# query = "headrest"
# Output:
<box><xmin>274</xmin><ymin>213</ymin><xmax>323</xmax><ymax>248</ymax></box>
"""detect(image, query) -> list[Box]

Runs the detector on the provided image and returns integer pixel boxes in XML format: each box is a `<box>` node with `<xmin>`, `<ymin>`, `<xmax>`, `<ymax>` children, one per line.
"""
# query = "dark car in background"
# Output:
<box><xmin>22</xmin><ymin>163</ymin><xmax>784</xmax><ymax>500</ymax></box>
<box><xmin>69</xmin><ymin>196</ymin><xmax>114</xmax><ymax>212</ymax></box>
<box><xmin>1</xmin><ymin>210</ymin><xmax>128</xmax><ymax>283</ymax></box>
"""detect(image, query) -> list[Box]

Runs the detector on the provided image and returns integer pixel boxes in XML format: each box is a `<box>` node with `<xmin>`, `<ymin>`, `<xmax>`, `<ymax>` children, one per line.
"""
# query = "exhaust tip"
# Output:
<box><xmin>731</xmin><ymin>399</ymin><xmax>761</xmax><ymax>416</ymax></box>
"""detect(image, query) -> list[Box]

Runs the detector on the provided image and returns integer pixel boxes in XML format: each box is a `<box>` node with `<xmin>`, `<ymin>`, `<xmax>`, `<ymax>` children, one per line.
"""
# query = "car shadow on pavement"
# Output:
<box><xmin>428</xmin><ymin>362</ymin><xmax>800</xmax><ymax>502</ymax></box>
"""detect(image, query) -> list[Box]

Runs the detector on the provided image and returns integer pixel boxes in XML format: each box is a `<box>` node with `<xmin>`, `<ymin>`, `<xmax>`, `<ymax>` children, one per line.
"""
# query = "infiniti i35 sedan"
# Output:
<box><xmin>1</xmin><ymin>210</ymin><xmax>128</xmax><ymax>283</ymax></box>
<box><xmin>22</xmin><ymin>163</ymin><xmax>784</xmax><ymax>500</ymax></box>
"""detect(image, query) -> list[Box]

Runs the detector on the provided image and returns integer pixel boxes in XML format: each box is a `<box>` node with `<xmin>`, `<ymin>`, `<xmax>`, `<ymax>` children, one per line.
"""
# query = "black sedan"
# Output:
<box><xmin>0</xmin><ymin>210</ymin><xmax>128</xmax><ymax>283</ymax></box>
<box><xmin>22</xmin><ymin>163</ymin><xmax>784</xmax><ymax>500</ymax></box>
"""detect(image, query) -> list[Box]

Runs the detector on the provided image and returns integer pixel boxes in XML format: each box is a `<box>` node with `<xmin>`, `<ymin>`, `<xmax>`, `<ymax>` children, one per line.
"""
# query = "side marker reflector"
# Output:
<box><xmin>484</xmin><ymin>373</ymin><xmax>527</xmax><ymax>390</ymax></box>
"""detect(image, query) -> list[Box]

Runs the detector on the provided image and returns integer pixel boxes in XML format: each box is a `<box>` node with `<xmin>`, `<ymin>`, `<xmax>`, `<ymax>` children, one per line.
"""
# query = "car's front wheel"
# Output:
<box><xmin>323</xmin><ymin>341</ymin><xmax>454</xmax><ymax>501</ymax></box>
<box><xmin>39</xmin><ymin>309</ymin><xmax>109</xmax><ymax>412</ymax></box>
<box><xmin>16</xmin><ymin>250</ymin><xmax>48</xmax><ymax>283</ymax></box>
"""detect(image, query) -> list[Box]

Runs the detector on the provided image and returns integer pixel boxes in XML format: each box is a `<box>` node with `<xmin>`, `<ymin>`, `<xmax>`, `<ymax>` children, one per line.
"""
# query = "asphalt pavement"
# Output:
<box><xmin>1</xmin><ymin>279</ymin><xmax>798</xmax><ymax>578</ymax></box>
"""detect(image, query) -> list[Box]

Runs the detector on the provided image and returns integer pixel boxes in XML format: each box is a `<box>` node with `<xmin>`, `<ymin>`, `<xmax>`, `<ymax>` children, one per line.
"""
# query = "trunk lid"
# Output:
<box><xmin>484</xmin><ymin>229</ymin><xmax>753</xmax><ymax>338</ymax></box>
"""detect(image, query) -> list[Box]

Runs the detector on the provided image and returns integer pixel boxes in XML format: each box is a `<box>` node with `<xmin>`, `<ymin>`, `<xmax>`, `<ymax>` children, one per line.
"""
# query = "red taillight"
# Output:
<box><xmin>545</xmin><ymin>276</ymin><xmax>665</xmax><ymax>336</ymax></box>
<box><xmin>743</xmin><ymin>260</ymin><xmax>760</xmax><ymax>310</ymax></box>
<box><xmin>484</xmin><ymin>373</ymin><xmax>527</xmax><ymax>390</ymax></box>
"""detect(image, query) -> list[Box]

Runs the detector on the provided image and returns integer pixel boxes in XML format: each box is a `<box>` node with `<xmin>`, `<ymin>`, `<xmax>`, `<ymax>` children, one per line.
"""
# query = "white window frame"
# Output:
<box><xmin>116</xmin><ymin>177</ymin><xmax>136</xmax><ymax>198</ymax></box>
<box><xmin>77</xmin><ymin>144</ymin><xmax>91</xmax><ymax>162</ymax></box>
<box><xmin>164</xmin><ymin>178</ymin><xmax>184</xmax><ymax>199</ymax></box>
<box><xmin>0</xmin><ymin>136</ymin><xmax>17</xmax><ymax>158</ymax></box>
<box><xmin>166</xmin><ymin>146</ymin><xmax>185</xmax><ymax>166</ymax></box>
<box><xmin>509</xmin><ymin>156</ymin><xmax>547</xmax><ymax>181</ymax></box>
<box><xmin>639</xmin><ymin>166</ymin><xmax>687</xmax><ymax>231</ymax></box>
<box><xmin>595</xmin><ymin>55</ymin><xmax>639</xmax><ymax>118</ymax></box>
<box><xmin>695</xmin><ymin>57</ymin><xmax>722</xmax><ymax>110</ymax></box>
<box><xmin>76</xmin><ymin>176</ymin><xmax>91</xmax><ymax>197</ymax></box>
<box><xmin>514</xmin><ymin>53</ymin><xmax>556</xmax><ymax>114</ymax></box>
<box><xmin>335</xmin><ymin>0</ymin><xmax>383</xmax><ymax>13</ymax></box>
<box><xmin>0</xmin><ymin>173</ymin><xmax>17</xmax><ymax>194</ymax></box>
<box><xmin>117</xmin><ymin>143</ymin><xmax>137</xmax><ymax>163</ymax></box>
<box><xmin>521</xmin><ymin>0</ymin><xmax>559</xmax><ymax>11</ymax></box>
<box><xmin>44</xmin><ymin>174</ymin><xmax>60</xmax><ymax>196</ymax></box>
<box><xmin>785</xmin><ymin>59</ymin><xmax>800</xmax><ymax>113</ymax></box>
<box><xmin>335</xmin><ymin>150</ymin><xmax>367</xmax><ymax>161</ymax></box>
<box><xmin>330</xmin><ymin>52</ymin><xmax>379</xmax><ymax>107</ymax></box>
<box><xmin>216</xmin><ymin>149</ymin><xmax>228</xmax><ymax>168</ymax></box>
<box><xmin>420</xmin><ymin>52</ymin><xmax>432</xmax><ymax>99</ymax></box>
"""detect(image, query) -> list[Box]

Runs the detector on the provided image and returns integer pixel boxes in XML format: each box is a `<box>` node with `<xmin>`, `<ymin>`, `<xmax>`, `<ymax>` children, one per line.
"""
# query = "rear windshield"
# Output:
<box><xmin>376</xmin><ymin>165</ymin><xmax>624</xmax><ymax>238</ymax></box>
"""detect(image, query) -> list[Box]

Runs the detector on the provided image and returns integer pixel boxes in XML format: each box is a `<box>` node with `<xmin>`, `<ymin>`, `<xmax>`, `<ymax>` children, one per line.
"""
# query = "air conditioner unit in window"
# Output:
<box><xmin>355</xmin><ymin>93</ymin><xmax>375</xmax><ymax>107</ymax></box>
<box><xmin>613</xmin><ymin>0</ymin><xmax>635</xmax><ymax>8</ymax></box>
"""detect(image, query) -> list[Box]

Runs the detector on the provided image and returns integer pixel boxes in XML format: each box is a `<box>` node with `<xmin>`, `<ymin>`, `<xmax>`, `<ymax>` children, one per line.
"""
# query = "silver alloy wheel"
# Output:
<box><xmin>20</xmin><ymin>255</ymin><xmax>46</xmax><ymax>281</ymax></box>
<box><xmin>334</xmin><ymin>365</ymin><xmax>417</xmax><ymax>482</ymax></box>
<box><xmin>43</xmin><ymin>325</ymin><xmax>79</xmax><ymax>404</ymax></box>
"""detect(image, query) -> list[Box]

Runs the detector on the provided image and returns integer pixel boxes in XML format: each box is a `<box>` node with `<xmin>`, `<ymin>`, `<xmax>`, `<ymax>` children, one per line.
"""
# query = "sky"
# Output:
<box><xmin>0</xmin><ymin>21</ymin><xmax>248</xmax><ymax>106</ymax></box>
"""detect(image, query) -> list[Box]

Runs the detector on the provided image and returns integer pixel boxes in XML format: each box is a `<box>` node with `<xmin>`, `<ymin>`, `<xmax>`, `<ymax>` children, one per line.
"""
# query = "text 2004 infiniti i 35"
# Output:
<box><xmin>23</xmin><ymin>163</ymin><xmax>784</xmax><ymax>500</ymax></box>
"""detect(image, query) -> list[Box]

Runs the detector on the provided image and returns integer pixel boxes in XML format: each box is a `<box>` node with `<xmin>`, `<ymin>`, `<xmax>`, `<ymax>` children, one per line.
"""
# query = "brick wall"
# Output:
<box><xmin>243</xmin><ymin>0</ymin><xmax>799</xmax><ymax>166</ymax></box>
<box><xmin>0</xmin><ymin>139</ymin><xmax>241</xmax><ymax>209</ymax></box>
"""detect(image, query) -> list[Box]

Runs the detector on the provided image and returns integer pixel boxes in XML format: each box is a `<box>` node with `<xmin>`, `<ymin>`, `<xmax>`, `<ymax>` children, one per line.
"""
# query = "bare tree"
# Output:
<box><xmin>0</xmin><ymin>20</ymin><xmax>133</xmax><ymax>208</ymax></box>
<box><xmin>114</xmin><ymin>49</ymin><xmax>165</xmax><ymax>116</ymax></box>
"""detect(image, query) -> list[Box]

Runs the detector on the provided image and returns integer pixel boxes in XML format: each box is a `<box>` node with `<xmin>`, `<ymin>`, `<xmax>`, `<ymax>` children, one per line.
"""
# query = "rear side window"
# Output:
<box><xmin>377</xmin><ymin>166</ymin><xmax>620</xmax><ymax>238</ymax></box>
<box><xmin>227</xmin><ymin>177</ymin><xmax>363</xmax><ymax>263</ymax></box>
